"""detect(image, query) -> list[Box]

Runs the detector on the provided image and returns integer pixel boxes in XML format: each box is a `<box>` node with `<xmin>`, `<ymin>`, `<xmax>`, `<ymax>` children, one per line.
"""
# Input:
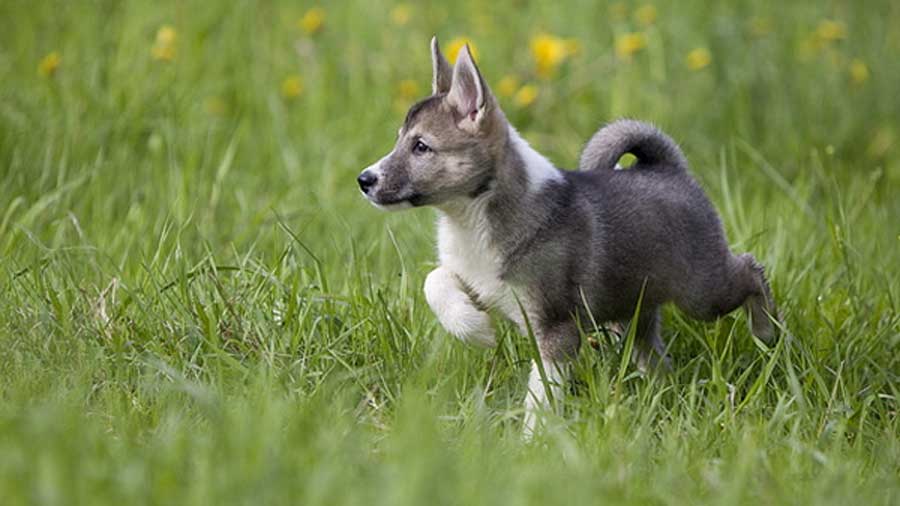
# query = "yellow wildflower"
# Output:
<box><xmin>497</xmin><ymin>75</ymin><xmax>520</xmax><ymax>98</ymax></box>
<box><xmin>849</xmin><ymin>59</ymin><xmax>869</xmax><ymax>84</ymax></box>
<box><xmin>446</xmin><ymin>37</ymin><xmax>479</xmax><ymax>63</ymax></box>
<box><xmin>609</xmin><ymin>2</ymin><xmax>628</xmax><ymax>22</ymax></box>
<box><xmin>390</xmin><ymin>4</ymin><xmax>411</xmax><ymax>26</ymax></box>
<box><xmin>397</xmin><ymin>79</ymin><xmax>420</xmax><ymax>100</ymax></box>
<box><xmin>686</xmin><ymin>47</ymin><xmax>712</xmax><ymax>71</ymax></box>
<box><xmin>634</xmin><ymin>5</ymin><xmax>658</xmax><ymax>27</ymax></box>
<box><xmin>299</xmin><ymin>7</ymin><xmax>325</xmax><ymax>35</ymax></box>
<box><xmin>151</xmin><ymin>25</ymin><xmax>177</xmax><ymax>61</ymax></box>
<box><xmin>37</xmin><ymin>51</ymin><xmax>61</xmax><ymax>77</ymax></box>
<box><xmin>615</xmin><ymin>32</ymin><xmax>647</xmax><ymax>60</ymax></box>
<box><xmin>281</xmin><ymin>75</ymin><xmax>303</xmax><ymax>99</ymax></box>
<box><xmin>530</xmin><ymin>33</ymin><xmax>580</xmax><ymax>78</ymax></box>
<box><xmin>151</xmin><ymin>45</ymin><xmax>175</xmax><ymax>61</ymax></box>
<box><xmin>156</xmin><ymin>25</ymin><xmax>176</xmax><ymax>46</ymax></box>
<box><xmin>514</xmin><ymin>84</ymin><xmax>538</xmax><ymax>108</ymax></box>
<box><xmin>816</xmin><ymin>19</ymin><xmax>846</xmax><ymax>42</ymax></box>
<box><xmin>204</xmin><ymin>97</ymin><xmax>227</xmax><ymax>116</ymax></box>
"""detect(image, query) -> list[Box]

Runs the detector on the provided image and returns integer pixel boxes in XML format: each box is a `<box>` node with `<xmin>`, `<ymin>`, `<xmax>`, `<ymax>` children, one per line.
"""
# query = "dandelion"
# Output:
<box><xmin>816</xmin><ymin>19</ymin><xmax>846</xmax><ymax>42</ymax></box>
<box><xmin>397</xmin><ymin>79</ymin><xmax>420</xmax><ymax>100</ymax></box>
<box><xmin>686</xmin><ymin>47</ymin><xmax>712</xmax><ymax>71</ymax></box>
<box><xmin>615</xmin><ymin>32</ymin><xmax>647</xmax><ymax>60</ymax></box>
<box><xmin>299</xmin><ymin>7</ymin><xmax>325</xmax><ymax>35</ymax></box>
<box><xmin>849</xmin><ymin>59</ymin><xmax>869</xmax><ymax>84</ymax></box>
<box><xmin>446</xmin><ymin>37</ymin><xmax>479</xmax><ymax>63</ymax></box>
<box><xmin>151</xmin><ymin>25</ymin><xmax>177</xmax><ymax>61</ymax></box>
<box><xmin>609</xmin><ymin>2</ymin><xmax>628</xmax><ymax>22</ymax></box>
<box><xmin>37</xmin><ymin>51</ymin><xmax>61</xmax><ymax>77</ymax></box>
<box><xmin>634</xmin><ymin>5</ymin><xmax>658</xmax><ymax>27</ymax></box>
<box><xmin>530</xmin><ymin>33</ymin><xmax>580</xmax><ymax>78</ymax></box>
<box><xmin>390</xmin><ymin>4</ymin><xmax>411</xmax><ymax>26</ymax></box>
<box><xmin>514</xmin><ymin>84</ymin><xmax>538</xmax><ymax>108</ymax></box>
<box><xmin>497</xmin><ymin>75</ymin><xmax>520</xmax><ymax>98</ymax></box>
<box><xmin>281</xmin><ymin>75</ymin><xmax>303</xmax><ymax>99</ymax></box>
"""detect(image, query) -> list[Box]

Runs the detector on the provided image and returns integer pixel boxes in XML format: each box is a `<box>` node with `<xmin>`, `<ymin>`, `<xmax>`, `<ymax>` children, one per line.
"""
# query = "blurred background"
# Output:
<box><xmin>1</xmin><ymin>0</ymin><xmax>897</xmax><ymax>264</ymax></box>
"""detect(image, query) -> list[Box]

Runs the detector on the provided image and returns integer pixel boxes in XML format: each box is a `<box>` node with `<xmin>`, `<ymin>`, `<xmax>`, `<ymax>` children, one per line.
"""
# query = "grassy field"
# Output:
<box><xmin>1</xmin><ymin>0</ymin><xmax>899</xmax><ymax>504</ymax></box>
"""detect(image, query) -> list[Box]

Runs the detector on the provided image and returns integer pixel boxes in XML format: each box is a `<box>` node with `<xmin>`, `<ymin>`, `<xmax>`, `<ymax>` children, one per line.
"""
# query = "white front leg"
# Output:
<box><xmin>523</xmin><ymin>359</ymin><xmax>567</xmax><ymax>438</ymax></box>
<box><xmin>423</xmin><ymin>266</ymin><xmax>496</xmax><ymax>348</ymax></box>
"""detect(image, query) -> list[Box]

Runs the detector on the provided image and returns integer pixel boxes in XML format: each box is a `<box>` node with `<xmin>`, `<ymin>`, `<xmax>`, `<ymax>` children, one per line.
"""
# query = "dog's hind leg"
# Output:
<box><xmin>739</xmin><ymin>254</ymin><xmax>778</xmax><ymax>341</ymax></box>
<box><xmin>630</xmin><ymin>308</ymin><xmax>672</xmax><ymax>374</ymax></box>
<box><xmin>676</xmin><ymin>253</ymin><xmax>778</xmax><ymax>342</ymax></box>
<box><xmin>424</xmin><ymin>266</ymin><xmax>496</xmax><ymax>347</ymax></box>
<box><xmin>523</xmin><ymin>320</ymin><xmax>580</xmax><ymax>438</ymax></box>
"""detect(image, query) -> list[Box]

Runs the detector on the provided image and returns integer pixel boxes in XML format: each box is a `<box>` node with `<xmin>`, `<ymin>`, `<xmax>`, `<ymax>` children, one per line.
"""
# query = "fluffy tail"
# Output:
<box><xmin>579</xmin><ymin>119</ymin><xmax>688</xmax><ymax>172</ymax></box>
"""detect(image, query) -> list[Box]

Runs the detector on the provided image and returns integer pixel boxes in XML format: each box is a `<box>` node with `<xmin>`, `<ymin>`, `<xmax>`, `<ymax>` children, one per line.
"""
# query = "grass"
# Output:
<box><xmin>1</xmin><ymin>0</ymin><xmax>898</xmax><ymax>504</ymax></box>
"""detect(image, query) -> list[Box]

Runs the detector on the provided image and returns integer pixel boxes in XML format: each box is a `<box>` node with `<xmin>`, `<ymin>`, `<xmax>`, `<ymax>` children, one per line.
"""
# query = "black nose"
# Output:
<box><xmin>357</xmin><ymin>171</ymin><xmax>377</xmax><ymax>194</ymax></box>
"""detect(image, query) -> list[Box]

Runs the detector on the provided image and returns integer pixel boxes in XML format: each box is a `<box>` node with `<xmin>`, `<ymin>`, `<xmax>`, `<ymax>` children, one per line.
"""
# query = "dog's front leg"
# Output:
<box><xmin>423</xmin><ymin>266</ymin><xmax>495</xmax><ymax>348</ymax></box>
<box><xmin>522</xmin><ymin>321</ymin><xmax>579</xmax><ymax>438</ymax></box>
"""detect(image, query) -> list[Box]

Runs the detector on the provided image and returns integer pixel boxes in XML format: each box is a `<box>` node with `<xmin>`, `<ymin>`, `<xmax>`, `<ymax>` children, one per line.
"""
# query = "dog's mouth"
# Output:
<box><xmin>363</xmin><ymin>190</ymin><xmax>425</xmax><ymax>211</ymax></box>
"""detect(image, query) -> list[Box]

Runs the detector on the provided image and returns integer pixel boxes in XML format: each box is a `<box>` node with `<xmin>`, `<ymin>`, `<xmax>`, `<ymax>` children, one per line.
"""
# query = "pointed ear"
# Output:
<box><xmin>431</xmin><ymin>36</ymin><xmax>452</xmax><ymax>95</ymax></box>
<box><xmin>446</xmin><ymin>44</ymin><xmax>494</xmax><ymax>133</ymax></box>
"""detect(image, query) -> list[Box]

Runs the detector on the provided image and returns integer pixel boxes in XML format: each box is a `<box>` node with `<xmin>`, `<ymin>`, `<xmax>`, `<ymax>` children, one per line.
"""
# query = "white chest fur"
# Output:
<box><xmin>436</xmin><ymin>215</ymin><xmax>526</xmax><ymax>328</ymax></box>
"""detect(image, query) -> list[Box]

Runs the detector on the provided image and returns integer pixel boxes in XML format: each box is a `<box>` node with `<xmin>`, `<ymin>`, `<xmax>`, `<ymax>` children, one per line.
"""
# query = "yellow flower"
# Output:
<box><xmin>497</xmin><ymin>75</ymin><xmax>520</xmax><ymax>98</ymax></box>
<box><xmin>151</xmin><ymin>25</ymin><xmax>177</xmax><ymax>61</ymax></box>
<box><xmin>634</xmin><ymin>5</ymin><xmax>658</xmax><ymax>27</ymax></box>
<box><xmin>686</xmin><ymin>47</ymin><xmax>712</xmax><ymax>71</ymax></box>
<box><xmin>397</xmin><ymin>79</ymin><xmax>420</xmax><ymax>100</ymax></box>
<box><xmin>446</xmin><ymin>37</ymin><xmax>479</xmax><ymax>63</ymax></box>
<box><xmin>156</xmin><ymin>25</ymin><xmax>177</xmax><ymax>46</ymax></box>
<box><xmin>514</xmin><ymin>84</ymin><xmax>538</xmax><ymax>108</ymax></box>
<box><xmin>390</xmin><ymin>4</ymin><xmax>411</xmax><ymax>26</ymax></box>
<box><xmin>849</xmin><ymin>59</ymin><xmax>869</xmax><ymax>84</ymax></box>
<box><xmin>151</xmin><ymin>44</ymin><xmax>175</xmax><ymax>61</ymax></box>
<box><xmin>530</xmin><ymin>33</ymin><xmax>580</xmax><ymax>78</ymax></box>
<box><xmin>281</xmin><ymin>75</ymin><xmax>303</xmax><ymax>99</ymax></box>
<box><xmin>609</xmin><ymin>2</ymin><xmax>628</xmax><ymax>22</ymax></box>
<box><xmin>816</xmin><ymin>19</ymin><xmax>846</xmax><ymax>42</ymax></box>
<box><xmin>615</xmin><ymin>32</ymin><xmax>647</xmax><ymax>60</ymax></box>
<box><xmin>37</xmin><ymin>51</ymin><xmax>61</xmax><ymax>77</ymax></box>
<box><xmin>299</xmin><ymin>7</ymin><xmax>325</xmax><ymax>35</ymax></box>
<box><xmin>204</xmin><ymin>96</ymin><xmax>227</xmax><ymax>116</ymax></box>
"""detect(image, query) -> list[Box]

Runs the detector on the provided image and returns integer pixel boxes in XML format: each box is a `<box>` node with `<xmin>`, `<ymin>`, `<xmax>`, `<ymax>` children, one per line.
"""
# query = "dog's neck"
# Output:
<box><xmin>436</xmin><ymin>127</ymin><xmax>564</xmax><ymax>263</ymax></box>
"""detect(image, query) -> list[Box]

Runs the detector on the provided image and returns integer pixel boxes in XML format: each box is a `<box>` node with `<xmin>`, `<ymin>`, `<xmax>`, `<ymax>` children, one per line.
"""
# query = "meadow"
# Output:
<box><xmin>1</xmin><ymin>0</ymin><xmax>898</xmax><ymax>504</ymax></box>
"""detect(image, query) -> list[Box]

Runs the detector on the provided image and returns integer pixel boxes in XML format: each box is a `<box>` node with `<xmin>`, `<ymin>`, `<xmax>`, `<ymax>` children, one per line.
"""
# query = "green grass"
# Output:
<box><xmin>1</xmin><ymin>0</ymin><xmax>898</xmax><ymax>504</ymax></box>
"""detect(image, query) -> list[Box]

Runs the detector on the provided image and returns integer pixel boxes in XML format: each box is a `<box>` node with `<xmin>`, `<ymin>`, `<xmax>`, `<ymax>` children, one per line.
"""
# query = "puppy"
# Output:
<box><xmin>358</xmin><ymin>38</ymin><xmax>777</xmax><ymax>434</ymax></box>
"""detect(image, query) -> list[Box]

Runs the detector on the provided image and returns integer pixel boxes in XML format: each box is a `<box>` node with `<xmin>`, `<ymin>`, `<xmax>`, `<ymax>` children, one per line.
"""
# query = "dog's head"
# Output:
<box><xmin>358</xmin><ymin>37</ymin><xmax>506</xmax><ymax>210</ymax></box>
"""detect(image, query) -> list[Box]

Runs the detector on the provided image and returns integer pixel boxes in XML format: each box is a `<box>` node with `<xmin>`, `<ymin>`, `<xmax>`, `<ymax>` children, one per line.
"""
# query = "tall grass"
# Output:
<box><xmin>1</xmin><ymin>1</ymin><xmax>898</xmax><ymax>504</ymax></box>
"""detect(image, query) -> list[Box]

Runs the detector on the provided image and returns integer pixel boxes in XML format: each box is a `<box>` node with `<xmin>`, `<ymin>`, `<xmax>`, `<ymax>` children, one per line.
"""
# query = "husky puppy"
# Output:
<box><xmin>358</xmin><ymin>38</ymin><xmax>777</xmax><ymax>434</ymax></box>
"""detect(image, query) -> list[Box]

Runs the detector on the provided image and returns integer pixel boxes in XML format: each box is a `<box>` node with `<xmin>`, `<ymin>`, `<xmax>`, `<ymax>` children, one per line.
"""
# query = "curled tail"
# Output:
<box><xmin>579</xmin><ymin>119</ymin><xmax>688</xmax><ymax>172</ymax></box>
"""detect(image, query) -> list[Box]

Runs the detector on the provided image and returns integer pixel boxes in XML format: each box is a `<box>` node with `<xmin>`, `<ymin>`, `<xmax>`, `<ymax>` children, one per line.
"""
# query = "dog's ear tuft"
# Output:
<box><xmin>431</xmin><ymin>36</ymin><xmax>452</xmax><ymax>95</ymax></box>
<box><xmin>447</xmin><ymin>44</ymin><xmax>494</xmax><ymax>133</ymax></box>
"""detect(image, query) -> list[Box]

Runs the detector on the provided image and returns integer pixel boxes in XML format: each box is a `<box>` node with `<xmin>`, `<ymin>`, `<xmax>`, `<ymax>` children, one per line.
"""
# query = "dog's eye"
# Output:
<box><xmin>412</xmin><ymin>139</ymin><xmax>432</xmax><ymax>155</ymax></box>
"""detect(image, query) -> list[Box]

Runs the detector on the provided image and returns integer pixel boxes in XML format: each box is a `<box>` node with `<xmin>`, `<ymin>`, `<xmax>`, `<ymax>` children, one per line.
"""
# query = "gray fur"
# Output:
<box><xmin>359</xmin><ymin>38</ymin><xmax>778</xmax><ymax>374</ymax></box>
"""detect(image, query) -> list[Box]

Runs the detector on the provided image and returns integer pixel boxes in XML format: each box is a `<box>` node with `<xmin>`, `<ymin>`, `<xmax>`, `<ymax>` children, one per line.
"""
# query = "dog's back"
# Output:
<box><xmin>526</xmin><ymin>121</ymin><xmax>775</xmax><ymax>340</ymax></box>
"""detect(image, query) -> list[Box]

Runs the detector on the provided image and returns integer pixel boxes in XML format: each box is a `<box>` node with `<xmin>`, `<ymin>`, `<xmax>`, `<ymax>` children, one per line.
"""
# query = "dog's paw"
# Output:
<box><xmin>424</xmin><ymin>267</ymin><xmax>496</xmax><ymax>348</ymax></box>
